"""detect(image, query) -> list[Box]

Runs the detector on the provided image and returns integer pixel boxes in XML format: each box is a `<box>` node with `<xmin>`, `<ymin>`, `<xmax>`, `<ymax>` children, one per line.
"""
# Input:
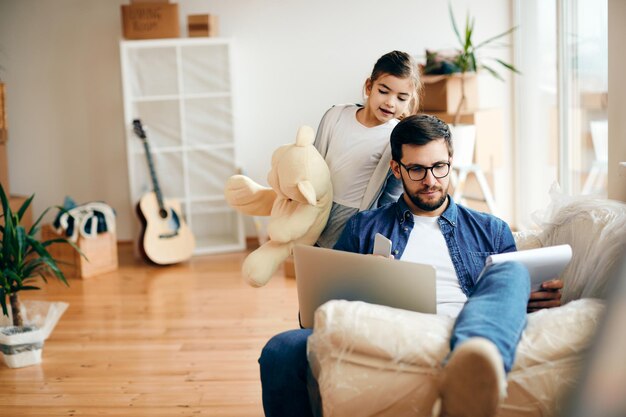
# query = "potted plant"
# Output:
<box><xmin>421</xmin><ymin>2</ymin><xmax>520</xmax><ymax>166</ymax></box>
<box><xmin>0</xmin><ymin>184</ymin><xmax>77</xmax><ymax>367</ymax></box>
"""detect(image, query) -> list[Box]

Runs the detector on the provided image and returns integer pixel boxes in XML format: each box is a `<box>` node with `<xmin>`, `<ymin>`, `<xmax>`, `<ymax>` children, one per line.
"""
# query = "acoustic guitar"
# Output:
<box><xmin>132</xmin><ymin>119</ymin><xmax>195</xmax><ymax>265</ymax></box>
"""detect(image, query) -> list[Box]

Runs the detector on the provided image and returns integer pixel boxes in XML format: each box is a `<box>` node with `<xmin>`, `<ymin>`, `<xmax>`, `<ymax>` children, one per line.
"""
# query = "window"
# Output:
<box><xmin>514</xmin><ymin>0</ymin><xmax>608</xmax><ymax>228</ymax></box>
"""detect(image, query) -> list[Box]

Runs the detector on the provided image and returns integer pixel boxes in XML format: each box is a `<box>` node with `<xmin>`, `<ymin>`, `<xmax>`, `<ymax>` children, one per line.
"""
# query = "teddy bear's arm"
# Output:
<box><xmin>224</xmin><ymin>175</ymin><xmax>277</xmax><ymax>216</ymax></box>
<box><xmin>267</xmin><ymin>201</ymin><xmax>320</xmax><ymax>242</ymax></box>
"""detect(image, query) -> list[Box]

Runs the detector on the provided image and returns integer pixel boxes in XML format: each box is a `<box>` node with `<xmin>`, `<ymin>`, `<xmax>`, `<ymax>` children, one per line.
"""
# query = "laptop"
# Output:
<box><xmin>293</xmin><ymin>244</ymin><xmax>437</xmax><ymax>328</ymax></box>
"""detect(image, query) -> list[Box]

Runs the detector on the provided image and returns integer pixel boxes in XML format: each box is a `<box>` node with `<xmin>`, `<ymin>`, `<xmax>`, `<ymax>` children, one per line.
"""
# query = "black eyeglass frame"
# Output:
<box><xmin>397</xmin><ymin>160</ymin><xmax>451</xmax><ymax>181</ymax></box>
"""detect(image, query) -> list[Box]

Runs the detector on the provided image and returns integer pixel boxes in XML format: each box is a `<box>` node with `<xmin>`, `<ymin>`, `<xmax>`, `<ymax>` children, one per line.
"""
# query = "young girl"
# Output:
<box><xmin>314</xmin><ymin>50</ymin><xmax>422</xmax><ymax>248</ymax></box>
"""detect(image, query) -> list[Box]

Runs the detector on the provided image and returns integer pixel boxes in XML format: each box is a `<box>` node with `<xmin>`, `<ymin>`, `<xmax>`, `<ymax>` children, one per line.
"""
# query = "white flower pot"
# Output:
<box><xmin>448</xmin><ymin>124</ymin><xmax>476</xmax><ymax>168</ymax></box>
<box><xmin>0</xmin><ymin>300</ymin><xmax>68</xmax><ymax>368</ymax></box>
<box><xmin>0</xmin><ymin>326</ymin><xmax>44</xmax><ymax>368</ymax></box>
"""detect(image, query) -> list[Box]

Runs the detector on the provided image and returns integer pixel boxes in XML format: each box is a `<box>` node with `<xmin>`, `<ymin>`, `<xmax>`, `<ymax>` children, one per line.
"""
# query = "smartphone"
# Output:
<box><xmin>373</xmin><ymin>233</ymin><xmax>392</xmax><ymax>258</ymax></box>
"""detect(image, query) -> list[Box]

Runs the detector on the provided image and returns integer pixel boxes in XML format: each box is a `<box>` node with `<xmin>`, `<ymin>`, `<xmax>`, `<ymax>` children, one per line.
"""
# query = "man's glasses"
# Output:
<box><xmin>398</xmin><ymin>161</ymin><xmax>451</xmax><ymax>181</ymax></box>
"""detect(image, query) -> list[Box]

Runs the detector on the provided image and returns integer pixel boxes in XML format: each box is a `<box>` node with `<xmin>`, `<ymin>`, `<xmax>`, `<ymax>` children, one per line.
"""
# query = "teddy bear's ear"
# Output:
<box><xmin>295</xmin><ymin>125</ymin><xmax>315</xmax><ymax>147</ymax></box>
<box><xmin>297</xmin><ymin>180</ymin><xmax>317</xmax><ymax>206</ymax></box>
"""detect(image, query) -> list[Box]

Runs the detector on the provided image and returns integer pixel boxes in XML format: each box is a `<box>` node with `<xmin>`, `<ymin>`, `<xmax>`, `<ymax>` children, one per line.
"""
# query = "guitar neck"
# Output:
<box><xmin>141</xmin><ymin>139</ymin><xmax>166</xmax><ymax>211</ymax></box>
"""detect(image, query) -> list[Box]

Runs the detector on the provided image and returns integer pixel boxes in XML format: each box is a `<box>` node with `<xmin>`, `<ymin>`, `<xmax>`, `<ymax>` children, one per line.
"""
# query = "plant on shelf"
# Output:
<box><xmin>422</xmin><ymin>2</ymin><xmax>520</xmax><ymax>125</ymax></box>
<box><xmin>0</xmin><ymin>184</ymin><xmax>76</xmax><ymax>327</ymax></box>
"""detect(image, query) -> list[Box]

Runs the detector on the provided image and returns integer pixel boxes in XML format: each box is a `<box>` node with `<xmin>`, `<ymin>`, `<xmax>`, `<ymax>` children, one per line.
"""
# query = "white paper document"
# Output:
<box><xmin>478</xmin><ymin>244</ymin><xmax>573</xmax><ymax>290</ymax></box>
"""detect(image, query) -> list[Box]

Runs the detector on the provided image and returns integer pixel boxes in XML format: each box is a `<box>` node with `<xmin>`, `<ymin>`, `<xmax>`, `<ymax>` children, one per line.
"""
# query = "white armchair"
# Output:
<box><xmin>307</xmin><ymin>196</ymin><xmax>626</xmax><ymax>417</ymax></box>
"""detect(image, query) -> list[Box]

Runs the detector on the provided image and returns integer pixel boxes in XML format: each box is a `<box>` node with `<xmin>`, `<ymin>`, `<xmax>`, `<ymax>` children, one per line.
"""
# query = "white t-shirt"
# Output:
<box><xmin>400</xmin><ymin>214</ymin><xmax>467</xmax><ymax>317</ymax></box>
<box><xmin>324</xmin><ymin>107</ymin><xmax>398</xmax><ymax>208</ymax></box>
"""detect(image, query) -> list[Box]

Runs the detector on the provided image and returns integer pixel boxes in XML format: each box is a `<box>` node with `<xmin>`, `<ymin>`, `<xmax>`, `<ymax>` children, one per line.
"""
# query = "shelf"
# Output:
<box><xmin>132</xmin><ymin>92</ymin><xmax>232</xmax><ymax>102</ymax></box>
<box><xmin>121</xmin><ymin>37</ymin><xmax>231</xmax><ymax>48</ymax></box>
<box><xmin>121</xmin><ymin>38</ymin><xmax>245</xmax><ymax>256</ymax></box>
<box><xmin>130</xmin><ymin>143</ymin><xmax>235</xmax><ymax>155</ymax></box>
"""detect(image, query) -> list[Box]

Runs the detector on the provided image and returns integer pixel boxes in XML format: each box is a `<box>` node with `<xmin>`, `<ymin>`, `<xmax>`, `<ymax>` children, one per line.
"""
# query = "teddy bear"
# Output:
<box><xmin>224</xmin><ymin>126</ymin><xmax>333</xmax><ymax>287</ymax></box>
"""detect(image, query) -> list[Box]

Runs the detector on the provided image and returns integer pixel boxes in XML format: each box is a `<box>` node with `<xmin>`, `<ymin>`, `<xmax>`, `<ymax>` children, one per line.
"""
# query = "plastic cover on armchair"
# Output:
<box><xmin>307</xmin><ymin>191</ymin><xmax>626</xmax><ymax>417</ymax></box>
<box><xmin>308</xmin><ymin>298</ymin><xmax>603</xmax><ymax>417</ymax></box>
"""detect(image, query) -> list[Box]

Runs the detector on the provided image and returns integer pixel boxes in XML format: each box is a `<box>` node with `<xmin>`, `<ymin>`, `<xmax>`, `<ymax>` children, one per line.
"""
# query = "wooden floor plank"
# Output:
<box><xmin>0</xmin><ymin>244</ymin><xmax>297</xmax><ymax>416</ymax></box>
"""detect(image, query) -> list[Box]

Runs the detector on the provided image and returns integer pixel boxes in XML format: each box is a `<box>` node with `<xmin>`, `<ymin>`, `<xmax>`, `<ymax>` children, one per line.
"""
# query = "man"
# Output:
<box><xmin>259</xmin><ymin>114</ymin><xmax>563</xmax><ymax>417</ymax></box>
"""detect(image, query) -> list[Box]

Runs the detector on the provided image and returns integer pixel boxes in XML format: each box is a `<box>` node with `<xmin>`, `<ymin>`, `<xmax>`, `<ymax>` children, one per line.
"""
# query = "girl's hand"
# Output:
<box><xmin>527</xmin><ymin>279</ymin><xmax>563</xmax><ymax>313</ymax></box>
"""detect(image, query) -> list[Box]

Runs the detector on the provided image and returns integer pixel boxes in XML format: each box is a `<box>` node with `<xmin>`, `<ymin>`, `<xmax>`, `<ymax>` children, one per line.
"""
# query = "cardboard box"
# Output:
<box><xmin>0</xmin><ymin>142</ymin><xmax>8</xmax><ymax>195</ymax></box>
<box><xmin>421</xmin><ymin>74</ymin><xmax>478</xmax><ymax>113</ymax></box>
<box><xmin>580</xmin><ymin>91</ymin><xmax>608</xmax><ymax>110</ymax></box>
<box><xmin>0</xmin><ymin>83</ymin><xmax>7</xmax><ymax>144</ymax></box>
<box><xmin>188</xmin><ymin>14</ymin><xmax>219</xmax><ymax>37</ymax></box>
<box><xmin>42</xmin><ymin>224</ymin><xmax>118</xmax><ymax>279</ymax></box>
<box><xmin>121</xmin><ymin>3</ymin><xmax>179</xmax><ymax>40</ymax></box>
<box><xmin>428</xmin><ymin>108</ymin><xmax>504</xmax><ymax>171</ymax></box>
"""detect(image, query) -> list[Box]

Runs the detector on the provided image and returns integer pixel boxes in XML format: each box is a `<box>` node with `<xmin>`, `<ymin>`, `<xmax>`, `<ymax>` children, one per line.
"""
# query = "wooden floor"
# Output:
<box><xmin>0</xmin><ymin>244</ymin><xmax>300</xmax><ymax>416</ymax></box>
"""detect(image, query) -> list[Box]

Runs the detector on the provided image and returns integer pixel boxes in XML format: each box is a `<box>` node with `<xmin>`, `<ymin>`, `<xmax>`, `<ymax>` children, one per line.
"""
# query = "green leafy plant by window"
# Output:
<box><xmin>423</xmin><ymin>2</ymin><xmax>521</xmax><ymax>125</ymax></box>
<box><xmin>0</xmin><ymin>184</ymin><xmax>79</xmax><ymax>327</ymax></box>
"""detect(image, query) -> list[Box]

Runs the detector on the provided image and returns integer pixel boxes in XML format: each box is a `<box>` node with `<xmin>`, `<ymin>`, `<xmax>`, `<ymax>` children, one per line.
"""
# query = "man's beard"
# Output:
<box><xmin>401</xmin><ymin>177</ymin><xmax>448</xmax><ymax>212</ymax></box>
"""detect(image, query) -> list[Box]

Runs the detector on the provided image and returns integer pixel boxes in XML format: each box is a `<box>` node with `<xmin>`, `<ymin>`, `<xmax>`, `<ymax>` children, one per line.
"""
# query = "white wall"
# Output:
<box><xmin>608</xmin><ymin>0</ymin><xmax>626</xmax><ymax>202</ymax></box>
<box><xmin>0</xmin><ymin>0</ymin><xmax>515</xmax><ymax>240</ymax></box>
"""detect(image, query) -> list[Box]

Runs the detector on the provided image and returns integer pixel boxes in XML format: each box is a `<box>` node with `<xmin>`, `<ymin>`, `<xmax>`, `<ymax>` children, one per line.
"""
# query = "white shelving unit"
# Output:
<box><xmin>120</xmin><ymin>38</ymin><xmax>245</xmax><ymax>255</ymax></box>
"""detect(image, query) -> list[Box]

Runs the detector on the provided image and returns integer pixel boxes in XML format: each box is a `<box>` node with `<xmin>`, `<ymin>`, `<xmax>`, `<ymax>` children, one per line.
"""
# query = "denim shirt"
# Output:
<box><xmin>333</xmin><ymin>195</ymin><xmax>517</xmax><ymax>296</ymax></box>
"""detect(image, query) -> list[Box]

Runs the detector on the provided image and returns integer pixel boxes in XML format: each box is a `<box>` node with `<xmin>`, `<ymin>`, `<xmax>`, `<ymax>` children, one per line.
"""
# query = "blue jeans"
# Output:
<box><xmin>258</xmin><ymin>261</ymin><xmax>530</xmax><ymax>417</ymax></box>
<box><xmin>259</xmin><ymin>328</ymin><xmax>314</xmax><ymax>417</ymax></box>
<box><xmin>450</xmin><ymin>261</ymin><xmax>530</xmax><ymax>372</ymax></box>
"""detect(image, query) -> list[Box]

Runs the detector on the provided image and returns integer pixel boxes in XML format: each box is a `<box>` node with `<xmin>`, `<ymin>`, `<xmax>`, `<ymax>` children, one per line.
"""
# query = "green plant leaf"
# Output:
<box><xmin>42</xmin><ymin>236</ymin><xmax>88</xmax><ymax>261</ymax></box>
<box><xmin>0</xmin><ymin>287</ymin><xmax>7</xmax><ymax>317</ymax></box>
<box><xmin>40</xmin><ymin>257</ymin><xmax>68</xmax><ymax>287</ymax></box>
<box><xmin>0</xmin><ymin>183</ymin><xmax>10</xmax><ymax>216</ymax></box>
<box><xmin>6</xmin><ymin>269</ymin><xmax>22</xmax><ymax>286</ymax></box>
<box><xmin>0</xmin><ymin>154</ymin><xmax>75</xmax><ymax>311</ymax></box>
<box><xmin>23</xmin><ymin>275</ymin><xmax>40</xmax><ymax>284</ymax></box>
<box><xmin>16</xmin><ymin>194</ymin><xmax>34</xmax><ymax>223</ymax></box>
<box><xmin>481</xmin><ymin>63</ymin><xmax>504</xmax><ymax>81</ymax></box>
<box><xmin>22</xmin><ymin>257</ymin><xmax>46</xmax><ymax>280</ymax></box>
<box><xmin>16</xmin><ymin>225</ymin><xmax>27</xmax><ymax>264</ymax></box>
<box><xmin>1</xmin><ymin>185</ymin><xmax>15</xmax><ymax>263</ymax></box>
<box><xmin>493</xmin><ymin>58</ymin><xmax>522</xmax><ymax>74</ymax></box>
<box><xmin>34</xmin><ymin>271</ymin><xmax>49</xmax><ymax>284</ymax></box>
<box><xmin>464</xmin><ymin>13</ymin><xmax>472</xmax><ymax>51</ymax></box>
<box><xmin>475</xmin><ymin>26</ymin><xmax>518</xmax><ymax>50</ymax></box>
<box><xmin>28</xmin><ymin>205</ymin><xmax>59</xmax><ymax>236</ymax></box>
<box><xmin>448</xmin><ymin>2</ymin><xmax>463</xmax><ymax>47</ymax></box>
<box><xmin>26</xmin><ymin>236</ymin><xmax>67</xmax><ymax>285</ymax></box>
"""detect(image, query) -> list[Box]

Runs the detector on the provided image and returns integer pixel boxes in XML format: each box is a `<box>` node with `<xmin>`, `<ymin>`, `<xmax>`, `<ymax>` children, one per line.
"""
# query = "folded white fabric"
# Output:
<box><xmin>54</xmin><ymin>202</ymin><xmax>116</xmax><ymax>241</ymax></box>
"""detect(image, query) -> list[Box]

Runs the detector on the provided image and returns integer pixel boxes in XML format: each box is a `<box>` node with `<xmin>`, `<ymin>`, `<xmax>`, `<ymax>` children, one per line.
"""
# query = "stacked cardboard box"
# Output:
<box><xmin>420</xmin><ymin>73</ymin><xmax>504</xmax><ymax>214</ymax></box>
<box><xmin>187</xmin><ymin>14</ymin><xmax>219</xmax><ymax>37</ymax></box>
<box><xmin>429</xmin><ymin>109</ymin><xmax>504</xmax><ymax>171</ymax></box>
<box><xmin>421</xmin><ymin>74</ymin><xmax>478</xmax><ymax>114</ymax></box>
<box><xmin>121</xmin><ymin>0</ymin><xmax>179</xmax><ymax>40</ymax></box>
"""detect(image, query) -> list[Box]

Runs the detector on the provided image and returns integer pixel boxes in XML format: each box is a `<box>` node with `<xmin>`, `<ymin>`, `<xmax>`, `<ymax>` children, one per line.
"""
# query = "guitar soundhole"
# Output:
<box><xmin>159</xmin><ymin>208</ymin><xmax>168</xmax><ymax>219</ymax></box>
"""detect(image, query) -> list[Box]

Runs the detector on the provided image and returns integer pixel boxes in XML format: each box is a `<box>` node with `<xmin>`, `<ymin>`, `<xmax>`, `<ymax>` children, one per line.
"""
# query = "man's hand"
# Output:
<box><xmin>527</xmin><ymin>279</ymin><xmax>563</xmax><ymax>313</ymax></box>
